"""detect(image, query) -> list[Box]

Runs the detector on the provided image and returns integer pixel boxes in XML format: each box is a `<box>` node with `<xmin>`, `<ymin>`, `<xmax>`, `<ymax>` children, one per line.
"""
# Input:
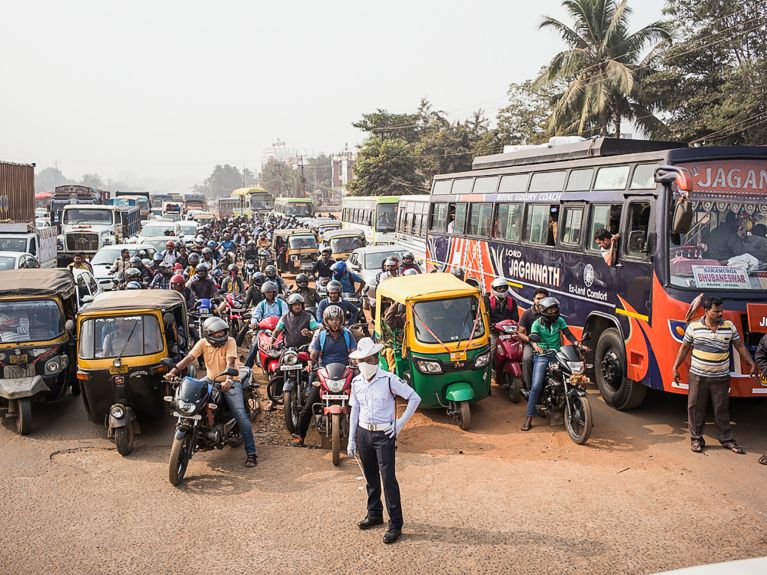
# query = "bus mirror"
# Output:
<box><xmin>654</xmin><ymin>165</ymin><xmax>693</xmax><ymax>191</ymax></box>
<box><xmin>657</xmin><ymin>166</ymin><xmax>694</xmax><ymax>235</ymax></box>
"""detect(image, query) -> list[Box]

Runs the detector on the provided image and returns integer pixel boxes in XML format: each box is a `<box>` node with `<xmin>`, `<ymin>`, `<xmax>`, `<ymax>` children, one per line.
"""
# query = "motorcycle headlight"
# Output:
<box><xmin>567</xmin><ymin>361</ymin><xmax>585</xmax><ymax>375</ymax></box>
<box><xmin>110</xmin><ymin>405</ymin><xmax>125</xmax><ymax>419</ymax></box>
<box><xmin>474</xmin><ymin>352</ymin><xmax>490</xmax><ymax>368</ymax></box>
<box><xmin>415</xmin><ymin>359</ymin><xmax>442</xmax><ymax>374</ymax></box>
<box><xmin>326</xmin><ymin>378</ymin><xmax>345</xmax><ymax>393</ymax></box>
<box><xmin>291</xmin><ymin>255</ymin><xmax>300</xmax><ymax>261</ymax></box>
<box><xmin>176</xmin><ymin>400</ymin><xmax>196</xmax><ymax>415</ymax></box>
<box><xmin>283</xmin><ymin>352</ymin><xmax>298</xmax><ymax>365</ymax></box>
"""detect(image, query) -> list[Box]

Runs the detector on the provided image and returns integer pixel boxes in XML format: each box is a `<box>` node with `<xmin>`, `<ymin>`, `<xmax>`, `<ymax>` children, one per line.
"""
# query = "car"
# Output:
<box><xmin>346</xmin><ymin>245</ymin><xmax>414</xmax><ymax>286</ymax></box>
<box><xmin>35</xmin><ymin>217</ymin><xmax>51</xmax><ymax>228</ymax></box>
<box><xmin>89</xmin><ymin>244</ymin><xmax>157</xmax><ymax>290</ymax></box>
<box><xmin>139</xmin><ymin>236</ymin><xmax>175</xmax><ymax>253</ymax></box>
<box><xmin>0</xmin><ymin>251</ymin><xmax>40</xmax><ymax>270</ymax></box>
<box><xmin>34</xmin><ymin>208</ymin><xmax>48</xmax><ymax>219</ymax></box>
<box><xmin>139</xmin><ymin>220</ymin><xmax>176</xmax><ymax>238</ymax></box>
<box><xmin>71</xmin><ymin>268</ymin><xmax>103</xmax><ymax>309</ymax></box>
<box><xmin>174</xmin><ymin>220</ymin><xmax>198</xmax><ymax>239</ymax></box>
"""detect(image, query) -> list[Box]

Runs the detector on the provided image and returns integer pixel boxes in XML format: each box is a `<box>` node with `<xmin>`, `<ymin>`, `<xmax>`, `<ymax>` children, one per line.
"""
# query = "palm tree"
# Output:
<box><xmin>536</xmin><ymin>0</ymin><xmax>672</xmax><ymax>137</ymax></box>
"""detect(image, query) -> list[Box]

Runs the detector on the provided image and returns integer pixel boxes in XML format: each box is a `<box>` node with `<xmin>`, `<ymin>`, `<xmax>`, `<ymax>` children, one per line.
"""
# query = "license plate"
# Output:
<box><xmin>173</xmin><ymin>412</ymin><xmax>201</xmax><ymax>420</ymax></box>
<box><xmin>199</xmin><ymin>309</ymin><xmax>210</xmax><ymax>316</ymax></box>
<box><xmin>281</xmin><ymin>364</ymin><xmax>303</xmax><ymax>371</ymax></box>
<box><xmin>109</xmin><ymin>365</ymin><xmax>129</xmax><ymax>375</ymax></box>
<box><xmin>9</xmin><ymin>354</ymin><xmax>28</xmax><ymax>364</ymax></box>
<box><xmin>324</xmin><ymin>394</ymin><xmax>348</xmax><ymax>400</ymax></box>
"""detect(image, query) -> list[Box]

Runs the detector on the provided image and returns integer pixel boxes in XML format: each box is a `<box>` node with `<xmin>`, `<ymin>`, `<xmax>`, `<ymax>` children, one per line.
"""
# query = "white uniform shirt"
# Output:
<box><xmin>349</xmin><ymin>368</ymin><xmax>415</xmax><ymax>426</ymax></box>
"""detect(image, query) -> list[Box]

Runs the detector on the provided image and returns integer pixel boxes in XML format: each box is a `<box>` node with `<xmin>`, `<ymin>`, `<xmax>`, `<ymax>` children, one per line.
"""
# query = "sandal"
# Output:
<box><xmin>245</xmin><ymin>454</ymin><xmax>258</xmax><ymax>467</ymax></box>
<box><xmin>758</xmin><ymin>455</ymin><xmax>767</xmax><ymax>465</ymax></box>
<box><xmin>291</xmin><ymin>436</ymin><xmax>305</xmax><ymax>447</ymax></box>
<box><xmin>722</xmin><ymin>442</ymin><xmax>745</xmax><ymax>454</ymax></box>
<box><xmin>690</xmin><ymin>440</ymin><xmax>704</xmax><ymax>453</ymax></box>
<box><xmin>264</xmin><ymin>401</ymin><xmax>274</xmax><ymax>413</ymax></box>
<box><xmin>521</xmin><ymin>419</ymin><xmax>532</xmax><ymax>432</ymax></box>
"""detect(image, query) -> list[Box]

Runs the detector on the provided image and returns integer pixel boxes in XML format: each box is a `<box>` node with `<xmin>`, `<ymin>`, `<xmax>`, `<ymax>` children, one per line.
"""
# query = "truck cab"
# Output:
<box><xmin>57</xmin><ymin>205</ymin><xmax>141</xmax><ymax>265</ymax></box>
<box><xmin>0</xmin><ymin>223</ymin><xmax>57</xmax><ymax>268</ymax></box>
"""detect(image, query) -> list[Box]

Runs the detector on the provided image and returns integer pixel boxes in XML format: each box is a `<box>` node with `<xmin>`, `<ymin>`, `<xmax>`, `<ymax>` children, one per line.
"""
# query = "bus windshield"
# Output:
<box><xmin>287</xmin><ymin>203</ymin><xmax>312</xmax><ymax>217</ymax></box>
<box><xmin>376</xmin><ymin>204</ymin><xmax>397</xmax><ymax>232</ymax></box>
<box><xmin>251</xmin><ymin>196</ymin><xmax>273</xmax><ymax>210</ymax></box>
<box><xmin>670</xmin><ymin>160</ymin><xmax>767</xmax><ymax>291</ymax></box>
<box><xmin>412</xmin><ymin>297</ymin><xmax>484</xmax><ymax>344</ymax></box>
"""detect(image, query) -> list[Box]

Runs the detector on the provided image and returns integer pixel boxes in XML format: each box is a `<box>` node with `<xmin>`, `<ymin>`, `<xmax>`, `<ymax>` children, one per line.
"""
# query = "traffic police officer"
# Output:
<box><xmin>347</xmin><ymin>338</ymin><xmax>421</xmax><ymax>544</ymax></box>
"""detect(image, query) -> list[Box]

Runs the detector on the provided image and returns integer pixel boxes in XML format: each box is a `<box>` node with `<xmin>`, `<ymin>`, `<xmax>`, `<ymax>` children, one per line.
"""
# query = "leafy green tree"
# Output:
<box><xmin>259</xmin><ymin>159</ymin><xmax>298</xmax><ymax>198</ymax></box>
<box><xmin>495</xmin><ymin>79</ymin><xmax>563</xmax><ymax>145</ymax></box>
<box><xmin>536</xmin><ymin>0</ymin><xmax>672</xmax><ymax>137</ymax></box>
<box><xmin>347</xmin><ymin>138</ymin><xmax>425</xmax><ymax>196</ymax></box>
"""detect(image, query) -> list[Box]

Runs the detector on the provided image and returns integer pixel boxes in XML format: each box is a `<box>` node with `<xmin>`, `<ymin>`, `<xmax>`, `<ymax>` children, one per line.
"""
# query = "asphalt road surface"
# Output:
<box><xmin>1</xmin><ymin>378</ymin><xmax>766</xmax><ymax>575</ymax></box>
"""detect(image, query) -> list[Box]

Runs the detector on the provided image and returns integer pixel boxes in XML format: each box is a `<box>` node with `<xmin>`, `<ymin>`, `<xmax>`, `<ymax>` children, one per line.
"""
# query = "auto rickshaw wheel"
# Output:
<box><xmin>331</xmin><ymin>413</ymin><xmax>341</xmax><ymax>466</ymax></box>
<box><xmin>456</xmin><ymin>401</ymin><xmax>471</xmax><ymax>431</ymax></box>
<box><xmin>16</xmin><ymin>398</ymin><xmax>32</xmax><ymax>435</ymax></box>
<box><xmin>115</xmin><ymin>426</ymin><xmax>135</xmax><ymax>456</ymax></box>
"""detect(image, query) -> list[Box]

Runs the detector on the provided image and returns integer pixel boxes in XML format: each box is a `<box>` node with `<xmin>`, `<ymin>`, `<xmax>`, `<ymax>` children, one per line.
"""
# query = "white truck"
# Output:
<box><xmin>57</xmin><ymin>204</ymin><xmax>141</xmax><ymax>265</ymax></box>
<box><xmin>0</xmin><ymin>223</ymin><xmax>58</xmax><ymax>268</ymax></box>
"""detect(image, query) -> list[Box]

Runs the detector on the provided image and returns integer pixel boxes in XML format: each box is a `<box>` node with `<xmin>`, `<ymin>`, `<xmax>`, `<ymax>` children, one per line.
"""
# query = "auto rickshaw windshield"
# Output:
<box><xmin>289</xmin><ymin>236</ymin><xmax>318</xmax><ymax>250</ymax></box>
<box><xmin>79</xmin><ymin>315</ymin><xmax>163</xmax><ymax>359</ymax></box>
<box><xmin>412</xmin><ymin>296</ymin><xmax>484</xmax><ymax>344</ymax></box>
<box><xmin>0</xmin><ymin>300</ymin><xmax>63</xmax><ymax>343</ymax></box>
<box><xmin>331</xmin><ymin>236</ymin><xmax>362</xmax><ymax>253</ymax></box>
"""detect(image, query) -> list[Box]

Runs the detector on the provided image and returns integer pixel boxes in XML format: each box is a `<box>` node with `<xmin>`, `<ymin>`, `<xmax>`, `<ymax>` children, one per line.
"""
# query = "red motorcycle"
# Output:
<box><xmin>222</xmin><ymin>292</ymin><xmax>247</xmax><ymax>336</ymax></box>
<box><xmin>314</xmin><ymin>362</ymin><xmax>354</xmax><ymax>466</ymax></box>
<box><xmin>252</xmin><ymin>316</ymin><xmax>285</xmax><ymax>404</ymax></box>
<box><xmin>493</xmin><ymin>320</ymin><xmax>524</xmax><ymax>403</ymax></box>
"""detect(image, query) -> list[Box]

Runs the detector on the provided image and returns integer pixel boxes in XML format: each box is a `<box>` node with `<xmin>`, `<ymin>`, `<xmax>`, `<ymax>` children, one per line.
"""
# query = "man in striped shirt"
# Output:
<box><xmin>673</xmin><ymin>296</ymin><xmax>755</xmax><ymax>454</ymax></box>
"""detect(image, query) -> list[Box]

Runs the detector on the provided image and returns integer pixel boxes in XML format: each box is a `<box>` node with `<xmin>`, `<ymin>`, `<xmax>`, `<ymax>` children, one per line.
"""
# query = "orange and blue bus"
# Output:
<box><xmin>425</xmin><ymin>137</ymin><xmax>767</xmax><ymax>409</ymax></box>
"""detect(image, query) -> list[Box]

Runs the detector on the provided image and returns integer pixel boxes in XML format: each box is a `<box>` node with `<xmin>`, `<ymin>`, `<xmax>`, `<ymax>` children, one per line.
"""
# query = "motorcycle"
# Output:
<box><xmin>526</xmin><ymin>333</ymin><xmax>593</xmax><ymax>445</ymax></box>
<box><xmin>280</xmin><ymin>345</ymin><xmax>311</xmax><ymax>434</ymax></box>
<box><xmin>243</xmin><ymin>259</ymin><xmax>257</xmax><ymax>284</ymax></box>
<box><xmin>316</xmin><ymin>276</ymin><xmax>330</xmax><ymax>299</ymax></box>
<box><xmin>164</xmin><ymin>365</ymin><xmax>259</xmax><ymax>486</ymax></box>
<box><xmin>313</xmin><ymin>362</ymin><xmax>354</xmax><ymax>466</ymax></box>
<box><xmin>493</xmin><ymin>320</ymin><xmax>524</xmax><ymax>403</ymax></box>
<box><xmin>257</xmin><ymin>248</ymin><xmax>271</xmax><ymax>272</ymax></box>
<box><xmin>188</xmin><ymin>298</ymin><xmax>213</xmax><ymax>343</ymax></box>
<box><xmin>222</xmin><ymin>292</ymin><xmax>247</xmax><ymax>336</ymax></box>
<box><xmin>252</xmin><ymin>316</ymin><xmax>285</xmax><ymax>405</ymax></box>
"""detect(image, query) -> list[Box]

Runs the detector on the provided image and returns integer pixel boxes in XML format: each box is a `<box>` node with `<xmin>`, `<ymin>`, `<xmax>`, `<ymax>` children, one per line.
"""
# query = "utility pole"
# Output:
<box><xmin>298</xmin><ymin>155</ymin><xmax>306</xmax><ymax>198</ymax></box>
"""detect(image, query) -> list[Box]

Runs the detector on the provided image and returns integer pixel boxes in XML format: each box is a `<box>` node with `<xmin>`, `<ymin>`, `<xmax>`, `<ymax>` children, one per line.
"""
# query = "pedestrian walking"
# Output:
<box><xmin>754</xmin><ymin>332</ymin><xmax>767</xmax><ymax>465</ymax></box>
<box><xmin>347</xmin><ymin>338</ymin><xmax>421</xmax><ymax>544</ymax></box>
<box><xmin>672</xmin><ymin>295</ymin><xmax>755</xmax><ymax>454</ymax></box>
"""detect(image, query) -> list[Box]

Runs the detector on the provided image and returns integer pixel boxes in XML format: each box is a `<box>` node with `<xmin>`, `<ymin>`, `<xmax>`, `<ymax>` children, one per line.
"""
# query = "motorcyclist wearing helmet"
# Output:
<box><xmin>374</xmin><ymin>258</ymin><xmax>399</xmax><ymax>285</ymax></box>
<box><xmin>268</xmin><ymin>293</ymin><xmax>320</xmax><ymax>351</ymax></box>
<box><xmin>244</xmin><ymin>280</ymin><xmax>289</xmax><ymax>369</ymax></box>
<box><xmin>170</xmin><ymin>273</ymin><xmax>194</xmax><ymax>308</ymax></box>
<box><xmin>330</xmin><ymin>261</ymin><xmax>365</xmax><ymax>295</ymax></box>
<box><xmin>400</xmin><ymin>251</ymin><xmax>421</xmax><ymax>274</ymax></box>
<box><xmin>485</xmin><ymin>277</ymin><xmax>519</xmax><ymax>325</ymax></box>
<box><xmin>161</xmin><ymin>240</ymin><xmax>178</xmax><ymax>266</ymax></box>
<box><xmin>290</xmin><ymin>273</ymin><xmax>320</xmax><ymax>310</ymax></box>
<box><xmin>522</xmin><ymin>297</ymin><xmax>577</xmax><ymax>432</ymax></box>
<box><xmin>185</xmin><ymin>252</ymin><xmax>200</xmax><ymax>278</ymax></box>
<box><xmin>311</xmin><ymin>247</ymin><xmax>335</xmax><ymax>280</ymax></box>
<box><xmin>221</xmin><ymin>264</ymin><xmax>245</xmax><ymax>295</ymax></box>
<box><xmin>167</xmin><ymin>316</ymin><xmax>258</xmax><ymax>468</ymax></box>
<box><xmin>220</xmin><ymin>233</ymin><xmax>236</xmax><ymax>253</ymax></box>
<box><xmin>131</xmin><ymin>256</ymin><xmax>151</xmax><ymax>282</ymax></box>
<box><xmin>201</xmin><ymin>247</ymin><xmax>216</xmax><ymax>267</ymax></box>
<box><xmin>517</xmin><ymin>288</ymin><xmax>550</xmax><ymax>389</ymax></box>
<box><xmin>187</xmin><ymin>262</ymin><xmax>218</xmax><ymax>301</ymax></box>
<box><xmin>264</xmin><ymin>264</ymin><xmax>287</xmax><ymax>295</ymax></box>
<box><xmin>243</xmin><ymin>271</ymin><xmax>265</xmax><ymax>309</ymax></box>
<box><xmin>292</xmin><ymin>304</ymin><xmax>357</xmax><ymax>447</ymax></box>
<box><xmin>149</xmin><ymin>261</ymin><xmax>174</xmax><ymax>289</ymax></box>
<box><xmin>121</xmin><ymin>267</ymin><xmax>143</xmax><ymax>290</ymax></box>
<box><xmin>316</xmin><ymin>280</ymin><xmax>359</xmax><ymax>326</ymax></box>
<box><xmin>244</xmin><ymin>239</ymin><xmax>258</xmax><ymax>262</ymax></box>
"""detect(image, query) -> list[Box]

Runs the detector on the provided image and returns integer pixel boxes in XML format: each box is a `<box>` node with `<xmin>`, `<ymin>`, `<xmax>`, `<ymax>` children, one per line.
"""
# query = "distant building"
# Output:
<box><xmin>261</xmin><ymin>139</ymin><xmax>299</xmax><ymax>168</ymax></box>
<box><xmin>332</xmin><ymin>151</ymin><xmax>355</xmax><ymax>191</ymax></box>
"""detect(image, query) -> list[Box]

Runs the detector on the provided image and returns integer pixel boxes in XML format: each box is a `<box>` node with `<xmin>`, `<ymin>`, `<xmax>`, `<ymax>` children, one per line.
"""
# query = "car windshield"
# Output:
<box><xmin>376</xmin><ymin>204</ymin><xmax>397</xmax><ymax>232</ymax></box>
<box><xmin>0</xmin><ymin>300</ymin><xmax>63</xmax><ymax>343</ymax></box>
<box><xmin>289</xmin><ymin>235</ymin><xmax>318</xmax><ymax>249</ymax></box>
<box><xmin>331</xmin><ymin>236</ymin><xmax>363</xmax><ymax>253</ymax></box>
<box><xmin>63</xmin><ymin>209</ymin><xmax>113</xmax><ymax>224</ymax></box>
<box><xmin>141</xmin><ymin>223</ymin><xmax>175</xmax><ymax>237</ymax></box>
<box><xmin>176</xmin><ymin>223</ymin><xmax>197</xmax><ymax>235</ymax></box>
<box><xmin>287</xmin><ymin>204</ymin><xmax>312</xmax><ymax>217</ymax></box>
<box><xmin>365</xmin><ymin>251</ymin><xmax>403</xmax><ymax>270</ymax></box>
<box><xmin>79</xmin><ymin>314</ymin><xmax>163</xmax><ymax>359</ymax></box>
<box><xmin>0</xmin><ymin>238</ymin><xmax>26</xmax><ymax>252</ymax></box>
<box><xmin>412</xmin><ymin>297</ymin><xmax>484</xmax><ymax>344</ymax></box>
<box><xmin>0</xmin><ymin>256</ymin><xmax>17</xmax><ymax>270</ymax></box>
<box><xmin>670</xmin><ymin>160</ymin><xmax>767</xmax><ymax>291</ymax></box>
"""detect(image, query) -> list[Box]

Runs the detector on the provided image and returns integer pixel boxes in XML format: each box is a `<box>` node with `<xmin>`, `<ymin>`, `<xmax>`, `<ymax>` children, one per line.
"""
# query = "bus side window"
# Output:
<box><xmin>494</xmin><ymin>203</ymin><xmax>523</xmax><ymax>242</ymax></box>
<box><xmin>430</xmin><ymin>203</ymin><xmax>448</xmax><ymax>232</ymax></box>
<box><xmin>525</xmin><ymin>204</ymin><xmax>556</xmax><ymax>245</ymax></box>
<box><xmin>452</xmin><ymin>203</ymin><xmax>468</xmax><ymax>235</ymax></box>
<box><xmin>560</xmin><ymin>206</ymin><xmax>584</xmax><ymax>247</ymax></box>
<box><xmin>625</xmin><ymin>202</ymin><xmax>652</xmax><ymax>257</ymax></box>
<box><xmin>588</xmin><ymin>204</ymin><xmax>622</xmax><ymax>250</ymax></box>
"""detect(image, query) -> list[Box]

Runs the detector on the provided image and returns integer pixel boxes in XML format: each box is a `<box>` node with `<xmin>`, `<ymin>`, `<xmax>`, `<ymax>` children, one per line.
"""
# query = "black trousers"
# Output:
<box><xmin>297</xmin><ymin>383</ymin><xmax>320</xmax><ymax>439</ymax></box>
<box><xmin>357</xmin><ymin>427</ymin><xmax>402</xmax><ymax>530</ymax></box>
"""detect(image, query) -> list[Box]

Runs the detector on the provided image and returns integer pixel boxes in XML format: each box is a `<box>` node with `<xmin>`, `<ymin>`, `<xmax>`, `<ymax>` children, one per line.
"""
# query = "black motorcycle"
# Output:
<box><xmin>526</xmin><ymin>334</ymin><xmax>593</xmax><ymax>444</ymax></box>
<box><xmin>243</xmin><ymin>259</ymin><xmax>257</xmax><ymax>284</ymax></box>
<box><xmin>164</xmin><ymin>366</ymin><xmax>259</xmax><ymax>486</ymax></box>
<box><xmin>280</xmin><ymin>345</ymin><xmax>311</xmax><ymax>434</ymax></box>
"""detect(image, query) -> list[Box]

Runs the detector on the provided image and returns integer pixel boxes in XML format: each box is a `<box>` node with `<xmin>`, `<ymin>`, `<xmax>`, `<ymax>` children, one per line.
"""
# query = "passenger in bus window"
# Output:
<box><xmin>706</xmin><ymin>211</ymin><xmax>745</xmax><ymax>262</ymax></box>
<box><xmin>594</xmin><ymin>228</ymin><xmax>620</xmax><ymax>267</ymax></box>
<box><xmin>546</xmin><ymin>208</ymin><xmax>558</xmax><ymax>246</ymax></box>
<box><xmin>744</xmin><ymin>223</ymin><xmax>767</xmax><ymax>263</ymax></box>
<box><xmin>447</xmin><ymin>206</ymin><xmax>456</xmax><ymax>233</ymax></box>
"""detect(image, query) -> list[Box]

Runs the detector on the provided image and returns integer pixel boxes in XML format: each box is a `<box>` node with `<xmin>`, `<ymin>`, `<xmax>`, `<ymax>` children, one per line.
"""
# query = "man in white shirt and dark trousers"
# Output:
<box><xmin>347</xmin><ymin>338</ymin><xmax>421</xmax><ymax>544</ymax></box>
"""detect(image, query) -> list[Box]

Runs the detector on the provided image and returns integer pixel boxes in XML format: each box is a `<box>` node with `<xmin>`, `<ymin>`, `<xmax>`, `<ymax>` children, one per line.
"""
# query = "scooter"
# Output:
<box><xmin>493</xmin><ymin>320</ymin><xmax>524</xmax><ymax>402</ymax></box>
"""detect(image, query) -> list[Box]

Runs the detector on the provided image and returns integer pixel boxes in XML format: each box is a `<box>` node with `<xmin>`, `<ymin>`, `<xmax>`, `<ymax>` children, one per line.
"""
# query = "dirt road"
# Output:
<box><xmin>1</xmin><ymin>380</ymin><xmax>766</xmax><ymax>575</ymax></box>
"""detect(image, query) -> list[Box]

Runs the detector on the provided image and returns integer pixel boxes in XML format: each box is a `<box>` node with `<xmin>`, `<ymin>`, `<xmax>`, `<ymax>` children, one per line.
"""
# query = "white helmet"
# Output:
<box><xmin>491</xmin><ymin>277</ymin><xmax>509</xmax><ymax>298</ymax></box>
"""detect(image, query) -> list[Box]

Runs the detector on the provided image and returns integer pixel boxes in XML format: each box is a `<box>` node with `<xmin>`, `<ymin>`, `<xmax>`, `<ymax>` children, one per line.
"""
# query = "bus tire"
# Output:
<box><xmin>594</xmin><ymin>328</ymin><xmax>646</xmax><ymax>410</ymax></box>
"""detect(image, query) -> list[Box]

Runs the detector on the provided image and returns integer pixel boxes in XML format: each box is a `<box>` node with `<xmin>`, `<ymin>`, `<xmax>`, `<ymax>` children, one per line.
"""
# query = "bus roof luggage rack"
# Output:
<box><xmin>472</xmin><ymin>137</ymin><xmax>686</xmax><ymax>170</ymax></box>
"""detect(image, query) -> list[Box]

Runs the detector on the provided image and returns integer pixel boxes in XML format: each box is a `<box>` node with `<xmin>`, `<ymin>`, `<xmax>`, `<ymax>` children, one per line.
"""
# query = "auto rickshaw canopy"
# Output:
<box><xmin>376</xmin><ymin>272</ymin><xmax>480</xmax><ymax>304</ymax></box>
<box><xmin>81</xmin><ymin>289</ymin><xmax>186</xmax><ymax>314</ymax></box>
<box><xmin>0</xmin><ymin>269</ymin><xmax>76</xmax><ymax>300</ymax></box>
<box><xmin>322</xmin><ymin>229</ymin><xmax>365</xmax><ymax>241</ymax></box>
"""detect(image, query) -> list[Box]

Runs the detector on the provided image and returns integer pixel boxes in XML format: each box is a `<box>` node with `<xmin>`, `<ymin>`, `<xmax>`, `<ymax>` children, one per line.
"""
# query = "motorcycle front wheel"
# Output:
<box><xmin>564</xmin><ymin>394</ymin><xmax>593</xmax><ymax>445</ymax></box>
<box><xmin>331</xmin><ymin>412</ymin><xmax>341</xmax><ymax>466</ymax></box>
<box><xmin>283</xmin><ymin>389</ymin><xmax>298</xmax><ymax>434</ymax></box>
<box><xmin>168</xmin><ymin>431</ymin><xmax>194</xmax><ymax>486</ymax></box>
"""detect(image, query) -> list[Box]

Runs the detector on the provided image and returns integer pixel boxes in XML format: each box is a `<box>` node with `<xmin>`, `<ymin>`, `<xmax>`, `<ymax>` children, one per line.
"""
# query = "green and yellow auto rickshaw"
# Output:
<box><xmin>0</xmin><ymin>269</ymin><xmax>79</xmax><ymax>434</ymax></box>
<box><xmin>76</xmin><ymin>289</ymin><xmax>189</xmax><ymax>455</ymax></box>
<box><xmin>322</xmin><ymin>228</ymin><xmax>366</xmax><ymax>261</ymax></box>
<box><xmin>374</xmin><ymin>273</ymin><xmax>491</xmax><ymax>430</ymax></box>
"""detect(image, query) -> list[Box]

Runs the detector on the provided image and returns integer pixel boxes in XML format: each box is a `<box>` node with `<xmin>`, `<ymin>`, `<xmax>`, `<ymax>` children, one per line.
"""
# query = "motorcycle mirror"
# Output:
<box><xmin>160</xmin><ymin>358</ymin><xmax>176</xmax><ymax>368</ymax></box>
<box><xmin>528</xmin><ymin>333</ymin><xmax>541</xmax><ymax>343</ymax></box>
<box><xmin>218</xmin><ymin>367</ymin><xmax>239</xmax><ymax>378</ymax></box>
<box><xmin>65</xmin><ymin>319</ymin><xmax>75</xmax><ymax>335</ymax></box>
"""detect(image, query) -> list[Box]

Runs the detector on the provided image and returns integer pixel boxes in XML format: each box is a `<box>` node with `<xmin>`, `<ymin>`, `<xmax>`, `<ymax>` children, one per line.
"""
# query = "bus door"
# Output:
<box><xmin>616</xmin><ymin>197</ymin><xmax>654</xmax><ymax>322</ymax></box>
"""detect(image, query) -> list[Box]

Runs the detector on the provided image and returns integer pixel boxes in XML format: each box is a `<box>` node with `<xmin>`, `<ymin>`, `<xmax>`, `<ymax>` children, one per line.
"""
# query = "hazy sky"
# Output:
<box><xmin>0</xmin><ymin>0</ymin><xmax>666</xmax><ymax>193</ymax></box>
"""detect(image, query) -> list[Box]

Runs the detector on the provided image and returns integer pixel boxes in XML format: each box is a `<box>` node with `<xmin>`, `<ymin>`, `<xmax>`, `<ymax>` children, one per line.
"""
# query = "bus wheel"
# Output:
<box><xmin>594</xmin><ymin>328</ymin><xmax>646</xmax><ymax>410</ymax></box>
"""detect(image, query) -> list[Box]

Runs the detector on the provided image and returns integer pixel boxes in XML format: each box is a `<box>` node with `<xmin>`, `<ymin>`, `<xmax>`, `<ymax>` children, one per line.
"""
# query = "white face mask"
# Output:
<box><xmin>358</xmin><ymin>361</ymin><xmax>378</xmax><ymax>381</ymax></box>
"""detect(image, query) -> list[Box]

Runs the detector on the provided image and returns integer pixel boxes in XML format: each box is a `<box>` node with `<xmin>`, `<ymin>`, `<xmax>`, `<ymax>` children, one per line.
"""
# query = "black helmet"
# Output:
<box><xmin>260</xmin><ymin>280</ymin><xmax>277</xmax><ymax>295</ymax></box>
<box><xmin>265</xmin><ymin>265</ymin><xmax>277</xmax><ymax>278</ymax></box>
<box><xmin>253</xmin><ymin>271</ymin><xmax>265</xmax><ymax>285</ymax></box>
<box><xmin>196</xmin><ymin>262</ymin><xmax>210</xmax><ymax>274</ymax></box>
<box><xmin>203</xmin><ymin>317</ymin><xmax>229</xmax><ymax>347</ymax></box>
<box><xmin>450</xmin><ymin>267</ymin><xmax>465</xmax><ymax>281</ymax></box>
<box><xmin>130</xmin><ymin>256</ymin><xmax>142</xmax><ymax>266</ymax></box>
<box><xmin>188</xmin><ymin>253</ymin><xmax>200</xmax><ymax>265</ymax></box>
<box><xmin>295</xmin><ymin>273</ymin><xmax>309</xmax><ymax>287</ymax></box>
<box><xmin>539</xmin><ymin>296</ymin><xmax>560</xmax><ymax>320</ymax></box>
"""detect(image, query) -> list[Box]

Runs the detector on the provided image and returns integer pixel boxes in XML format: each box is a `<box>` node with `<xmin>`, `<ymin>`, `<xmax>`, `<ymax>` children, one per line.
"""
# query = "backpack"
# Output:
<box><xmin>319</xmin><ymin>328</ymin><xmax>352</xmax><ymax>353</ymax></box>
